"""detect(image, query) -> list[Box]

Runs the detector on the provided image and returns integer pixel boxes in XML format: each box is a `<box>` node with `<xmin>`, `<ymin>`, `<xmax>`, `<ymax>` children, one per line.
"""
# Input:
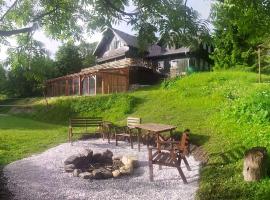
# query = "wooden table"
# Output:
<box><xmin>135</xmin><ymin>123</ymin><xmax>176</xmax><ymax>151</ymax></box>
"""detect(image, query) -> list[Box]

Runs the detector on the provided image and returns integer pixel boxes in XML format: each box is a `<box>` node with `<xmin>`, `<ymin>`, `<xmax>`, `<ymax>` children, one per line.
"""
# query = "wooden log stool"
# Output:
<box><xmin>243</xmin><ymin>147</ymin><xmax>268</xmax><ymax>182</ymax></box>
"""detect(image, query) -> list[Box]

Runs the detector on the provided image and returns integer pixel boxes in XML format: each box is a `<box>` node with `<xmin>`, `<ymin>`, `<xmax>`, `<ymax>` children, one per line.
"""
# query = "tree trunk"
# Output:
<box><xmin>243</xmin><ymin>147</ymin><xmax>268</xmax><ymax>182</ymax></box>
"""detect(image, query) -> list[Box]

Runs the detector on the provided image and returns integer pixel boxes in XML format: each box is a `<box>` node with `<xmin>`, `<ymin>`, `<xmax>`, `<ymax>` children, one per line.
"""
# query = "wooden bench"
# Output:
<box><xmin>68</xmin><ymin>117</ymin><xmax>103</xmax><ymax>142</ymax></box>
<box><xmin>148</xmin><ymin>130</ymin><xmax>191</xmax><ymax>183</ymax></box>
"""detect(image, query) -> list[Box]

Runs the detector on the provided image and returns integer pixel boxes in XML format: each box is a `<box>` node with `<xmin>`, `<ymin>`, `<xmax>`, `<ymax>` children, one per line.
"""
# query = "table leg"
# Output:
<box><xmin>147</xmin><ymin>131</ymin><xmax>150</xmax><ymax>148</ymax></box>
<box><xmin>138</xmin><ymin>128</ymin><xmax>141</xmax><ymax>152</ymax></box>
<box><xmin>170</xmin><ymin>129</ymin><xmax>173</xmax><ymax>149</ymax></box>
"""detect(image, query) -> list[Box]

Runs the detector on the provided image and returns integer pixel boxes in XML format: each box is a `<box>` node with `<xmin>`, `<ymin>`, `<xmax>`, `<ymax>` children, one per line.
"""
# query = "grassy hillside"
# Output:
<box><xmin>1</xmin><ymin>71</ymin><xmax>270</xmax><ymax>199</ymax></box>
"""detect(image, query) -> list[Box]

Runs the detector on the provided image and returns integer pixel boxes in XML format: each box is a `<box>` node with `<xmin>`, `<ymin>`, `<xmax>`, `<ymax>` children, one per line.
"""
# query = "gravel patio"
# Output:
<box><xmin>4</xmin><ymin>139</ymin><xmax>201</xmax><ymax>200</ymax></box>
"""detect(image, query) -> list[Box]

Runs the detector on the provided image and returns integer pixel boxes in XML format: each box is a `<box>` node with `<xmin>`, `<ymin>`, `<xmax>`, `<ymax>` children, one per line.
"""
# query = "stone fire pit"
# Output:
<box><xmin>64</xmin><ymin>149</ymin><xmax>138</xmax><ymax>179</ymax></box>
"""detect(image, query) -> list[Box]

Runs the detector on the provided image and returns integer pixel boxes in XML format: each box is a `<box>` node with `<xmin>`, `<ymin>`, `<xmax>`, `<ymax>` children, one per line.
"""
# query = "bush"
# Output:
<box><xmin>225</xmin><ymin>88</ymin><xmax>270</xmax><ymax>125</ymax></box>
<box><xmin>31</xmin><ymin>94</ymin><xmax>138</xmax><ymax>124</ymax></box>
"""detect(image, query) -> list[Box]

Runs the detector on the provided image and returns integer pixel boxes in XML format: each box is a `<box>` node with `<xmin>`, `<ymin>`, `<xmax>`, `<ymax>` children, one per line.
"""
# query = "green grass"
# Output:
<box><xmin>0</xmin><ymin>115</ymin><xmax>67</xmax><ymax>166</ymax></box>
<box><xmin>1</xmin><ymin>71</ymin><xmax>270</xmax><ymax>199</ymax></box>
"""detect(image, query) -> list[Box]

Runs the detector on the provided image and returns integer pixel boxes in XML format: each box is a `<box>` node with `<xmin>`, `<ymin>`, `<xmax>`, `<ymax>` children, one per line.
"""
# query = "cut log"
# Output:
<box><xmin>243</xmin><ymin>147</ymin><xmax>268</xmax><ymax>182</ymax></box>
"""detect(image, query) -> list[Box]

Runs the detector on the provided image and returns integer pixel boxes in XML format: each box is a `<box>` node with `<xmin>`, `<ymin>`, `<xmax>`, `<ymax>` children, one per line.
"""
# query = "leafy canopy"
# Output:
<box><xmin>211</xmin><ymin>0</ymin><xmax>270</xmax><ymax>70</ymax></box>
<box><xmin>0</xmin><ymin>0</ymin><xmax>209</xmax><ymax>48</ymax></box>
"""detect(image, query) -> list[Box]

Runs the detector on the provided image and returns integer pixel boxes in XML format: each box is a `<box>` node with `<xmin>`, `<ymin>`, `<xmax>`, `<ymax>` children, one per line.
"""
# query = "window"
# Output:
<box><xmin>89</xmin><ymin>76</ymin><xmax>96</xmax><ymax>95</ymax></box>
<box><xmin>109</xmin><ymin>37</ymin><xmax>122</xmax><ymax>50</ymax></box>
<box><xmin>170</xmin><ymin>59</ymin><xmax>189</xmax><ymax>76</ymax></box>
<box><xmin>82</xmin><ymin>78</ymin><xmax>88</xmax><ymax>95</ymax></box>
<box><xmin>157</xmin><ymin>61</ymin><xmax>164</xmax><ymax>72</ymax></box>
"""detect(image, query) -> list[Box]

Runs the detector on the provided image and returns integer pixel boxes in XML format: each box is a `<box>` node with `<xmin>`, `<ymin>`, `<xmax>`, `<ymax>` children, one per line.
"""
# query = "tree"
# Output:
<box><xmin>0</xmin><ymin>64</ymin><xmax>7</xmax><ymax>94</ymax></box>
<box><xmin>4</xmin><ymin>37</ymin><xmax>57</xmax><ymax>97</ymax></box>
<box><xmin>0</xmin><ymin>0</ymin><xmax>209</xmax><ymax>49</ymax></box>
<box><xmin>78</xmin><ymin>41</ymin><xmax>97</xmax><ymax>68</ymax></box>
<box><xmin>211</xmin><ymin>0</ymin><xmax>270</xmax><ymax>70</ymax></box>
<box><xmin>55</xmin><ymin>42</ymin><xmax>83</xmax><ymax>76</ymax></box>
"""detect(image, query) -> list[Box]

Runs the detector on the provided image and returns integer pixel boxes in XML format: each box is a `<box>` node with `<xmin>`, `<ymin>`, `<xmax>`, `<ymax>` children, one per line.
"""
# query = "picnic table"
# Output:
<box><xmin>135</xmin><ymin>123</ymin><xmax>176</xmax><ymax>151</ymax></box>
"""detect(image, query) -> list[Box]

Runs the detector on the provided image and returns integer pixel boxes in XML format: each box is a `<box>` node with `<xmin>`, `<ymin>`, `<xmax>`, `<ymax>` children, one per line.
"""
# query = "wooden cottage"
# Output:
<box><xmin>46</xmin><ymin>28</ymin><xmax>212</xmax><ymax>97</ymax></box>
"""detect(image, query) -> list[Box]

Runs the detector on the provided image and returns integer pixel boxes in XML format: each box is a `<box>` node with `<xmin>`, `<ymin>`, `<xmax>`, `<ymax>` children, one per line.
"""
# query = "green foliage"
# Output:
<box><xmin>0</xmin><ymin>0</ymin><xmax>209</xmax><ymax>51</ymax></box>
<box><xmin>78</xmin><ymin>41</ymin><xmax>97</xmax><ymax>68</ymax></box>
<box><xmin>211</xmin><ymin>0</ymin><xmax>270</xmax><ymax>70</ymax></box>
<box><xmin>226</xmin><ymin>88</ymin><xmax>270</xmax><ymax>125</ymax></box>
<box><xmin>28</xmin><ymin>94</ymin><xmax>137</xmax><ymax>124</ymax></box>
<box><xmin>0</xmin><ymin>64</ymin><xmax>7</xmax><ymax>94</ymax></box>
<box><xmin>161</xmin><ymin>77</ymin><xmax>182</xmax><ymax>89</ymax></box>
<box><xmin>5</xmin><ymin>52</ymin><xmax>57</xmax><ymax>97</ymax></box>
<box><xmin>55</xmin><ymin>42</ymin><xmax>83</xmax><ymax>76</ymax></box>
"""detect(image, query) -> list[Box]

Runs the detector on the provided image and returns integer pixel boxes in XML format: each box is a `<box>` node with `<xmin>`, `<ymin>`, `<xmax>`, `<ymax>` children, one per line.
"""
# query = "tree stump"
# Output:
<box><xmin>243</xmin><ymin>147</ymin><xmax>268</xmax><ymax>182</ymax></box>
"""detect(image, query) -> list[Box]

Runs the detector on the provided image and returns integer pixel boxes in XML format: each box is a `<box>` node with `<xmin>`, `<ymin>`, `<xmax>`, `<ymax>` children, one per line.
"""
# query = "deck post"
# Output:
<box><xmin>87</xmin><ymin>76</ymin><xmax>90</xmax><ymax>95</ymax></box>
<box><xmin>94</xmin><ymin>75</ymin><xmax>97</xmax><ymax>95</ymax></box>
<box><xmin>79</xmin><ymin>75</ymin><xmax>82</xmax><ymax>96</ymax></box>
<box><xmin>65</xmin><ymin>80</ymin><xmax>68</xmax><ymax>96</ymax></box>
<box><xmin>72</xmin><ymin>79</ymin><xmax>74</xmax><ymax>95</ymax></box>
<box><xmin>102</xmin><ymin>73</ymin><xmax>104</xmax><ymax>94</ymax></box>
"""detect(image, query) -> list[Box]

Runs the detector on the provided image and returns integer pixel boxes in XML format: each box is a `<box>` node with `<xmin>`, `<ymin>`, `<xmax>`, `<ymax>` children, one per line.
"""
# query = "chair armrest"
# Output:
<box><xmin>114</xmin><ymin>125</ymin><xmax>130</xmax><ymax>134</ymax></box>
<box><xmin>157</xmin><ymin>141</ymin><xmax>179</xmax><ymax>145</ymax></box>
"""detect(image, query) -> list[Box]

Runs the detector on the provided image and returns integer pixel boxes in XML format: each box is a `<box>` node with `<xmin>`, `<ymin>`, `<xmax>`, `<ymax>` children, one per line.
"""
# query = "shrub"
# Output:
<box><xmin>31</xmin><ymin>94</ymin><xmax>138</xmax><ymax>124</ymax></box>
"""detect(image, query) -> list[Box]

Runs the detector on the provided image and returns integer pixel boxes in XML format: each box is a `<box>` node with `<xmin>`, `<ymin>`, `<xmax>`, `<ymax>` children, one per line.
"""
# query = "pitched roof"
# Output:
<box><xmin>93</xmin><ymin>27</ymin><xmax>191</xmax><ymax>60</ymax></box>
<box><xmin>93</xmin><ymin>27</ymin><xmax>138</xmax><ymax>56</ymax></box>
<box><xmin>147</xmin><ymin>46</ymin><xmax>190</xmax><ymax>58</ymax></box>
<box><xmin>111</xmin><ymin>28</ymin><xmax>138</xmax><ymax>47</ymax></box>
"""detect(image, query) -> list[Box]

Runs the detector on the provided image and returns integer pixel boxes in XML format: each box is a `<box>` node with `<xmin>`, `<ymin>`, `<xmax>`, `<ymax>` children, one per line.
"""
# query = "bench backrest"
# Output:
<box><xmin>69</xmin><ymin>117</ymin><xmax>103</xmax><ymax>127</ymax></box>
<box><xmin>127</xmin><ymin>117</ymin><xmax>141</xmax><ymax>128</ymax></box>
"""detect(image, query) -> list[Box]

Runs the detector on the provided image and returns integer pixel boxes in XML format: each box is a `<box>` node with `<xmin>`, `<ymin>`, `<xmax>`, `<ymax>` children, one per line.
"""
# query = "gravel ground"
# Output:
<box><xmin>3</xmin><ymin>139</ymin><xmax>201</xmax><ymax>200</ymax></box>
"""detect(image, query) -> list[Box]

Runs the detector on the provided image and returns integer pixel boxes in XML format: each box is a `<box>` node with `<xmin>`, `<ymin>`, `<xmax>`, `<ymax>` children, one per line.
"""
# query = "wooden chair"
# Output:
<box><xmin>148</xmin><ymin>130</ymin><xmax>191</xmax><ymax>183</ymax></box>
<box><xmin>101</xmin><ymin>121</ymin><xmax>114</xmax><ymax>143</ymax></box>
<box><xmin>115</xmin><ymin>117</ymin><xmax>141</xmax><ymax>148</ymax></box>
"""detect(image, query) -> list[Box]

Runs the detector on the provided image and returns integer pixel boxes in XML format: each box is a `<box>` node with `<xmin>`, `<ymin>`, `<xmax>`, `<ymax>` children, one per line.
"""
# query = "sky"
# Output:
<box><xmin>0</xmin><ymin>0</ymin><xmax>212</xmax><ymax>61</ymax></box>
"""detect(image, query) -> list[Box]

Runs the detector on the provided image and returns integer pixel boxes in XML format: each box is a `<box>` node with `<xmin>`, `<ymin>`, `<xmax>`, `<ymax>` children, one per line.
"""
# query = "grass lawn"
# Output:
<box><xmin>1</xmin><ymin>71</ymin><xmax>270</xmax><ymax>199</ymax></box>
<box><xmin>0</xmin><ymin>115</ymin><xmax>67</xmax><ymax>166</ymax></box>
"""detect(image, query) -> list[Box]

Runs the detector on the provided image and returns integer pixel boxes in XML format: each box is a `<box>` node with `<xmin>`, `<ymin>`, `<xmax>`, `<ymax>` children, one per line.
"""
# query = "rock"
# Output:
<box><xmin>243</xmin><ymin>147</ymin><xmax>268</xmax><ymax>182</ymax></box>
<box><xmin>73</xmin><ymin>169</ymin><xmax>82</xmax><ymax>177</ymax></box>
<box><xmin>92</xmin><ymin>153</ymin><xmax>102</xmax><ymax>163</ymax></box>
<box><xmin>64</xmin><ymin>164</ymin><xmax>76</xmax><ymax>172</ymax></box>
<box><xmin>79</xmin><ymin>172</ymin><xmax>93</xmax><ymax>179</ymax></box>
<box><xmin>113</xmin><ymin>156</ymin><xmax>121</xmax><ymax>161</ymax></box>
<box><xmin>112</xmin><ymin>170</ymin><xmax>121</xmax><ymax>178</ymax></box>
<box><xmin>64</xmin><ymin>154</ymin><xmax>83</xmax><ymax>166</ymax></box>
<box><xmin>101</xmin><ymin>150</ymin><xmax>113</xmax><ymax>164</ymax></box>
<box><xmin>81</xmin><ymin>149</ymin><xmax>93</xmax><ymax>159</ymax></box>
<box><xmin>121</xmin><ymin>155</ymin><xmax>139</xmax><ymax>168</ymax></box>
<box><xmin>112</xmin><ymin>159</ymin><xmax>124</xmax><ymax>171</ymax></box>
<box><xmin>119</xmin><ymin>163</ymin><xmax>134</xmax><ymax>175</ymax></box>
<box><xmin>92</xmin><ymin>168</ymin><xmax>113</xmax><ymax>179</ymax></box>
<box><xmin>76</xmin><ymin>156</ymin><xmax>90</xmax><ymax>170</ymax></box>
<box><xmin>92</xmin><ymin>150</ymin><xmax>113</xmax><ymax>164</ymax></box>
<box><xmin>103</xmin><ymin>150</ymin><xmax>113</xmax><ymax>159</ymax></box>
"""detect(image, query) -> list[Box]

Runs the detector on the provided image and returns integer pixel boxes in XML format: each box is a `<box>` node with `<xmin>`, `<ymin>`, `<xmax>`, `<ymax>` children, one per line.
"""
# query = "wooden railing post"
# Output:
<box><xmin>79</xmin><ymin>75</ymin><xmax>82</xmax><ymax>96</ymax></box>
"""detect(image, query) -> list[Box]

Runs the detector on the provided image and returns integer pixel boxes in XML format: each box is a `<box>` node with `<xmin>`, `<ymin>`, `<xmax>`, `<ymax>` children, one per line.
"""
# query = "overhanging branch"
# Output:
<box><xmin>0</xmin><ymin>25</ymin><xmax>35</xmax><ymax>37</ymax></box>
<box><xmin>103</xmin><ymin>0</ymin><xmax>139</xmax><ymax>16</ymax></box>
<box><xmin>0</xmin><ymin>0</ymin><xmax>20</xmax><ymax>21</ymax></box>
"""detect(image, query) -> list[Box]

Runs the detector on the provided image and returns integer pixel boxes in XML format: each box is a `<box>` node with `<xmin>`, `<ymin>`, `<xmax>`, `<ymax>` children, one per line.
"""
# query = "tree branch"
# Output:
<box><xmin>0</xmin><ymin>6</ymin><xmax>58</xmax><ymax>37</ymax></box>
<box><xmin>103</xmin><ymin>0</ymin><xmax>139</xmax><ymax>16</ymax></box>
<box><xmin>31</xmin><ymin>7</ymin><xmax>59</xmax><ymax>22</ymax></box>
<box><xmin>0</xmin><ymin>25</ymin><xmax>35</xmax><ymax>37</ymax></box>
<box><xmin>0</xmin><ymin>0</ymin><xmax>20</xmax><ymax>21</ymax></box>
<box><xmin>184</xmin><ymin>0</ymin><xmax>188</xmax><ymax>33</ymax></box>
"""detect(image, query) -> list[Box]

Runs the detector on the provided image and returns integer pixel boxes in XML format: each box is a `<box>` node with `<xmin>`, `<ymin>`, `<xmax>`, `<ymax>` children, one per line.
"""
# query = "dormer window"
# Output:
<box><xmin>109</xmin><ymin>37</ymin><xmax>122</xmax><ymax>50</ymax></box>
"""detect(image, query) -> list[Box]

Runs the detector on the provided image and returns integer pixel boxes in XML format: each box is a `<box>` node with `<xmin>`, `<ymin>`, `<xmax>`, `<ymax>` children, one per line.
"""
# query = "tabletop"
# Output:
<box><xmin>135</xmin><ymin>123</ymin><xmax>176</xmax><ymax>133</ymax></box>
